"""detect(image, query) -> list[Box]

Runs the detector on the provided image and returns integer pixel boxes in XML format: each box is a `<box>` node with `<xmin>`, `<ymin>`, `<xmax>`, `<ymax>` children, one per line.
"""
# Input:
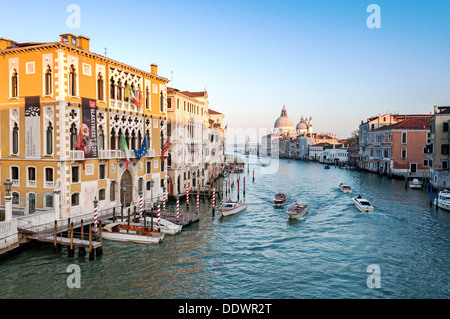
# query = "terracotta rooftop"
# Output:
<box><xmin>372</xmin><ymin>116</ymin><xmax>431</xmax><ymax>131</ymax></box>
<box><xmin>179</xmin><ymin>91</ymin><xmax>207</xmax><ymax>98</ymax></box>
<box><xmin>208</xmin><ymin>109</ymin><xmax>223</xmax><ymax>115</ymax></box>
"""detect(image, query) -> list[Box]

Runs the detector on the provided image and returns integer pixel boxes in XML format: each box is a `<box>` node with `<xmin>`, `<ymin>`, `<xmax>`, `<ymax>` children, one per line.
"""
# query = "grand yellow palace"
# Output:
<box><xmin>0</xmin><ymin>33</ymin><xmax>170</xmax><ymax>223</ymax></box>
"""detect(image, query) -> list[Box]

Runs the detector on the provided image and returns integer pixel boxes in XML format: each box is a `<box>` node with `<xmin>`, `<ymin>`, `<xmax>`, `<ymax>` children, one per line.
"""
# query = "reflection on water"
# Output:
<box><xmin>0</xmin><ymin>157</ymin><xmax>449</xmax><ymax>299</ymax></box>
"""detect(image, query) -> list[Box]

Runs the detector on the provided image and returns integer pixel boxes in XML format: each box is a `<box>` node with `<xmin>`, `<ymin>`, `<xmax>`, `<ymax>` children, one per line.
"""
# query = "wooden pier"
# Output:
<box><xmin>27</xmin><ymin>220</ymin><xmax>103</xmax><ymax>260</ymax></box>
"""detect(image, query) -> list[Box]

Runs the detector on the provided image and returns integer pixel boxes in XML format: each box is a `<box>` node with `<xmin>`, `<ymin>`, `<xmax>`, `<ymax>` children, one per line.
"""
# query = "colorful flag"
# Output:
<box><xmin>161</xmin><ymin>136</ymin><xmax>170</xmax><ymax>163</ymax></box>
<box><xmin>125</xmin><ymin>86</ymin><xmax>131</xmax><ymax>99</ymax></box>
<box><xmin>134</xmin><ymin>135</ymin><xmax>148</xmax><ymax>159</ymax></box>
<box><xmin>120</xmin><ymin>133</ymin><xmax>130</xmax><ymax>169</ymax></box>
<box><xmin>75</xmin><ymin>128</ymin><xmax>86</xmax><ymax>169</ymax></box>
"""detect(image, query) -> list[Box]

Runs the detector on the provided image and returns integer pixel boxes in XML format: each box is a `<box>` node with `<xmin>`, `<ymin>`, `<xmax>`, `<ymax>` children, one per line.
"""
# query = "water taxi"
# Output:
<box><xmin>339</xmin><ymin>183</ymin><xmax>352</xmax><ymax>193</ymax></box>
<box><xmin>352</xmin><ymin>195</ymin><xmax>374</xmax><ymax>212</ymax></box>
<box><xmin>215</xmin><ymin>201</ymin><xmax>247</xmax><ymax>217</ymax></box>
<box><xmin>434</xmin><ymin>190</ymin><xmax>450</xmax><ymax>211</ymax></box>
<box><xmin>409</xmin><ymin>178</ymin><xmax>423</xmax><ymax>189</ymax></box>
<box><xmin>100</xmin><ymin>223</ymin><xmax>165</xmax><ymax>244</ymax></box>
<box><xmin>274</xmin><ymin>193</ymin><xmax>288</xmax><ymax>207</ymax></box>
<box><xmin>287</xmin><ymin>204</ymin><xmax>308</xmax><ymax>219</ymax></box>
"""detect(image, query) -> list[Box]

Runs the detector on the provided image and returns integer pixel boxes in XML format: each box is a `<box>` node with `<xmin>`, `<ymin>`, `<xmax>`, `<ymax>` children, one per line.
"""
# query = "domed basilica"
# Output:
<box><xmin>273</xmin><ymin>105</ymin><xmax>313</xmax><ymax>137</ymax></box>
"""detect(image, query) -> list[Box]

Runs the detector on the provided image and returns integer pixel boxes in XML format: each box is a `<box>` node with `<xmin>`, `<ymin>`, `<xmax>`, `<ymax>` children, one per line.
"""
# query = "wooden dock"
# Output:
<box><xmin>28</xmin><ymin>234</ymin><xmax>102</xmax><ymax>249</ymax></box>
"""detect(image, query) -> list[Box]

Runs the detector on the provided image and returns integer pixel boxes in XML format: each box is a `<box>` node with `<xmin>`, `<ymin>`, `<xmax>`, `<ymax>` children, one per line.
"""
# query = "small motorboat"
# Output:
<box><xmin>352</xmin><ymin>195</ymin><xmax>374</xmax><ymax>212</ymax></box>
<box><xmin>215</xmin><ymin>200</ymin><xmax>246</xmax><ymax>217</ymax></box>
<box><xmin>434</xmin><ymin>189</ymin><xmax>450</xmax><ymax>211</ymax></box>
<box><xmin>100</xmin><ymin>223</ymin><xmax>165</xmax><ymax>244</ymax></box>
<box><xmin>274</xmin><ymin>193</ymin><xmax>288</xmax><ymax>207</ymax></box>
<box><xmin>409</xmin><ymin>178</ymin><xmax>423</xmax><ymax>189</ymax></box>
<box><xmin>286</xmin><ymin>204</ymin><xmax>308</xmax><ymax>219</ymax></box>
<box><xmin>339</xmin><ymin>183</ymin><xmax>352</xmax><ymax>193</ymax></box>
<box><xmin>324</xmin><ymin>165</ymin><xmax>330</xmax><ymax>169</ymax></box>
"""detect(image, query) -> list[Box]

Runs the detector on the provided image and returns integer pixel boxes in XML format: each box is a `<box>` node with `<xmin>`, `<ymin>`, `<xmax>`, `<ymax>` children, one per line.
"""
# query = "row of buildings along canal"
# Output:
<box><xmin>260</xmin><ymin>105</ymin><xmax>450</xmax><ymax>189</ymax></box>
<box><xmin>0</xmin><ymin>33</ymin><xmax>226</xmax><ymax>257</ymax></box>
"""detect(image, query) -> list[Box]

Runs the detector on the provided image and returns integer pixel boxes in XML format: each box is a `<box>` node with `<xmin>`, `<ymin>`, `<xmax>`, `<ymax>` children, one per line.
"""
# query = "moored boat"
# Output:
<box><xmin>409</xmin><ymin>178</ymin><xmax>423</xmax><ymax>189</ymax></box>
<box><xmin>324</xmin><ymin>165</ymin><xmax>330</xmax><ymax>169</ymax></box>
<box><xmin>286</xmin><ymin>204</ymin><xmax>308</xmax><ymax>219</ymax></box>
<box><xmin>274</xmin><ymin>193</ymin><xmax>288</xmax><ymax>206</ymax></box>
<box><xmin>100</xmin><ymin>223</ymin><xmax>165</xmax><ymax>244</ymax></box>
<box><xmin>352</xmin><ymin>195</ymin><xmax>374</xmax><ymax>212</ymax></box>
<box><xmin>434</xmin><ymin>190</ymin><xmax>450</xmax><ymax>211</ymax></box>
<box><xmin>339</xmin><ymin>183</ymin><xmax>352</xmax><ymax>193</ymax></box>
<box><xmin>215</xmin><ymin>201</ymin><xmax>246</xmax><ymax>217</ymax></box>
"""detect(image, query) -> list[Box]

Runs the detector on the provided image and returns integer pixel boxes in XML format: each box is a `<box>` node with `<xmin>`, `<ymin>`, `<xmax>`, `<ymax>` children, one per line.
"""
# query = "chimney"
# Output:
<box><xmin>78</xmin><ymin>35</ymin><xmax>90</xmax><ymax>51</ymax></box>
<box><xmin>434</xmin><ymin>105</ymin><xmax>438</xmax><ymax>114</ymax></box>
<box><xmin>151</xmin><ymin>64</ymin><xmax>158</xmax><ymax>75</ymax></box>
<box><xmin>0</xmin><ymin>38</ymin><xmax>12</xmax><ymax>50</ymax></box>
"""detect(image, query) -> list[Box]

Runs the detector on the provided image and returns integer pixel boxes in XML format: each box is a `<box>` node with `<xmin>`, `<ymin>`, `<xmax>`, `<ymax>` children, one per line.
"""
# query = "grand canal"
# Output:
<box><xmin>0</xmin><ymin>157</ymin><xmax>449</xmax><ymax>299</ymax></box>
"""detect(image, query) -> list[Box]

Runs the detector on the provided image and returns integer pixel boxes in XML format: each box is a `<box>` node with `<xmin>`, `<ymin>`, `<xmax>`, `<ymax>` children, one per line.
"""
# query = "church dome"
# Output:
<box><xmin>296</xmin><ymin>116</ymin><xmax>308</xmax><ymax>131</ymax></box>
<box><xmin>274</xmin><ymin>106</ymin><xmax>294</xmax><ymax>130</ymax></box>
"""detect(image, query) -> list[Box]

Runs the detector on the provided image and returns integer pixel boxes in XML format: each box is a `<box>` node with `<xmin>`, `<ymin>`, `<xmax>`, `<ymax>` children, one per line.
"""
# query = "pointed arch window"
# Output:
<box><xmin>70</xmin><ymin>123</ymin><xmax>78</xmax><ymax>150</ymax></box>
<box><xmin>97</xmin><ymin>73</ymin><xmax>104</xmax><ymax>101</ymax></box>
<box><xmin>98</xmin><ymin>125</ymin><xmax>105</xmax><ymax>151</ymax></box>
<box><xmin>45</xmin><ymin>66</ymin><xmax>52</xmax><ymax>96</ymax></box>
<box><xmin>69</xmin><ymin>65</ymin><xmax>77</xmax><ymax>96</ymax></box>
<box><xmin>117</xmin><ymin>81</ymin><xmax>123</xmax><ymax>100</ymax></box>
<box><xmin>111</xmin><ymin>128</ymin><xmax>116</xmax><ymax>150</ymax></box>
<box><xmin>110</xmin><ymin>77</ymin><xmax>116</xmax><ymax>100</ymax></box>
<box><xmin>160</xmin><ymin>91</ymin><xmax>164</xmax><ymax>112</ymax></box>
<box><xmin>46</xmin><ymin>122</ymin><xmax>53</xmax><ymax>155</ymax></box>
<box><xmin>145</xmin><ymin>86</ymin><xmax>150</xmax><ymax>109</ymax></box>
<box><xmin>12</xmin><ymin>122</ymin><xmax>19</xmax><ymax>154</ymax></box>
<box><xmin>11</xmin><ymin>69</ymin><xmax>18</xmax><ymax>98</ymax></box>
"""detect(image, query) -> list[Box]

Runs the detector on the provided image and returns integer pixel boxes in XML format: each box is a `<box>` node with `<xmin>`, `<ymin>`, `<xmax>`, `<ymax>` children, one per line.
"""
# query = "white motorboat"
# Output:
<box><xmin>141</xmin><ymin>218</ymin><xmax>182</xmax><ymax>235</ymax></box>
<box><xmin>409</xmin><ymin>178</ymin><xmax>423</xmax><ymax>189</ymax></box>
<box><xmin>100</xmin><ymin>223</ymin><xmax>164</xmax><ymax>244</ymax></box>
<box><xmin>434</xmin><ymin>190</ymin><xmax>450</xmax><ymax>211</ymax></box>
<box><xmin>352</xmin><ymin>195</ymin><xmax>374</xmax><ymax>212</ymax></box>
<box><xmin>339</xmin><ymin>183</ymin><xmax>352</xmax><ymax>193</ymax></box>
<box><xmin>274</xmin><ymin>193</ymin><xmax>288</xmax><ymax>207</ymax></box>
<box><xmin>216</xmin><ymin>201</ymin><xmax>246</xmax><ymax>217</ymax></box>
<box><xmin>286</xmin><ymin>204</ymin><xmax>308</xmax><ymax>219</ymax></box>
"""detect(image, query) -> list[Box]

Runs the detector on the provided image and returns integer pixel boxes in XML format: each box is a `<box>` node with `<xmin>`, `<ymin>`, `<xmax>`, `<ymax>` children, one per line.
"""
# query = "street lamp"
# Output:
<box><xmin>4</xmin><ymin>178</ymin><xmax>12</xmax><ymax>196</ymax></box>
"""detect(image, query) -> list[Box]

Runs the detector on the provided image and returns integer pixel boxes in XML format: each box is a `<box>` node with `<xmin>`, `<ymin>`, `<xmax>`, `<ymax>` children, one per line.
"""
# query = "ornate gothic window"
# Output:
<box><xmin>11</xmin><ymin>69</ymin><xmax>18</xmax><ymax>98</ymax></box>
<box><xmin>110</xmin><ymin>77</ymin><xmax>116</xmax><ymax>100</ymax></box>
<box><xmin>45</xmin><ymin>65</ymin><xmax>52</xmax><ymax>96</ymax></box>
<box><xmin>97</xmin><ymin>73</ymin><xmax>104</xmax><ymax>101</ymax></box>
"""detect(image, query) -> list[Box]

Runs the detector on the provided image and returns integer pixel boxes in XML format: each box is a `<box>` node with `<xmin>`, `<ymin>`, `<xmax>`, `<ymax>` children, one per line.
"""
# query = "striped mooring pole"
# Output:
<box><xmin>212</xmin><ymin>187</ymin><xmax>216</xmax><ymax>211</ymax></box>
<box><xmin>163</xmin><ymin>186</ymin><xmax>166</xmax><ymax>211</ymax></box>
<box><xmin>93</xmin><ymin>198</ymin><xmax>98</xmax><ymax>231</ymax></box>
<box><xmin>186</xmin><ymin>184</ymin><xmax>190</xmax><ymax>205</ymax></box>
<box><xmin>139</xmin><ymin>191</ymin><xmax>143</xmax><ymax>219</ymax></box>
<box><xmin>197</xmin><ymin>189</ymin><xmax>200</xmax><ymax>213</ymax></box>
<box><xmin>157</xmin><ymin>199</ymin><xmax>161</xmax><ymax>227</ymax></box>
<box><xmin>176</xmin><ymin>194</ymin><xmax>180</xmax><ymax>222</ymax></box>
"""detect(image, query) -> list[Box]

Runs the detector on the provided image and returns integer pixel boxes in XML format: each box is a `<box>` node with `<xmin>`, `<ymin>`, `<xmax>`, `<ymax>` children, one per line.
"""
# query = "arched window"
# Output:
<box><xmin>401</xmin><ymin>148</ymin><xmax>407</xmax><ymax>159</ymax></box>
<box><xmin>145</xmin><ymin>86</ymin><xmax>150</xmax><ymax>109</ymax></box>
<box><xmin>46</xmin><ymin>122</ymin><xmax>53</xmax><ymax>155</ymax></box>
<box><xmin>402</xmin><ymin>132</ymin><xmax>407</xmax><ymax>144</ymax></box>
<box><xmin>110</xmin><ymin>128</ymin><xmax>116</xmax><ymax>150</ymax></box>
<box><xmin>98</xmin><ymin>125</ymin><xmax>105</xmax><ymax>151</ymax></box>
<box><xmin>131</xmin><ymin>130</ymin><xmax>136</xmax><ymax>150</ymax></box>
<box><xmin>12</xmin><ymin>192</ymin><xmax>20</xmax><ymax>205</ymax></box>
<box><xmin>160</xmin><ymin>90</ymin><xmax>164</xmax><ymax>112</ymax></box>
<box><xmin>146</xmin><ymin>130</ymin><xmax>151</xmax><ymax>150</ymax></box>
<box><xmin>117</xmin><ymin>80</ymin><xmax>123</xmax><ymax>100</ymax></box>
<box><xmin>45</xmin><ymin>65</ymin><xmax>52</xmax><ymax>95</ymax></box>
<box><xmin>70</xmin><ymin>123</ymin><xmax>77</xmax><ymax>150</ymax></box>
<box><xmin>11</xmin><ymin>69</ymin><xmax>18</xmax><ymax>98</ymax></box>
<box><xmin>12</xmin><ymin>122</ymin><xmax>19</xmax><ymax>154</ymax></box>
<box><xmin>97</xmin><ymin>73</ymin><xmax>104</xmax><ymax>101</ymax></box>
<box><xmin>69</xmin><ymin>65</ymin><xmax>77</xmax><ymax>96</ymax></box>
<box><xmin>110</xmin><ymin>78</ymin><xmax>116</xmax><ymax>100</ymax></box>
<box><xmin>71</xmin><ymin>193</ymin><xmax>80</xmax><ymax>206</ymax></box>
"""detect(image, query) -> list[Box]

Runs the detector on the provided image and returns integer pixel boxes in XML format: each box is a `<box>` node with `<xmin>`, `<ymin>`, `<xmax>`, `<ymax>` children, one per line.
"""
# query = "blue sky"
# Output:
<box><xmin>1</xmin><ymin>0</ymin><xmax>450</xmax><ymax>141</ymax></box>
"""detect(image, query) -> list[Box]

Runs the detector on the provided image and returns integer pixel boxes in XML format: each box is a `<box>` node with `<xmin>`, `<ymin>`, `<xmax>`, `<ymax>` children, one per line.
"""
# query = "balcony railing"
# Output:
<box><xmin>70</xmin><ymin>150</ymin><xmax>85</xmax><ymax>161</ymax></box>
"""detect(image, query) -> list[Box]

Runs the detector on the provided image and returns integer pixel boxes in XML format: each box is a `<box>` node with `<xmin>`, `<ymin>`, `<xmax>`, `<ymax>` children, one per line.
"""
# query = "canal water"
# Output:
<box><xmin>0</xmin><ymin>157</ymin><xmax>449</xmax><ymax>299</ymax></box>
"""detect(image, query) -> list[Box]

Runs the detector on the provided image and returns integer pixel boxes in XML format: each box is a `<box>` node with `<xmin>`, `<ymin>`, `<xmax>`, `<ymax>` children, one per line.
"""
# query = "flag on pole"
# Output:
<box><xmin>134</xmin><ymin>135</ymin><xmax>148</xmax><ymax>159</ymax></box>
<box><xmin>161</xmin><ymin>136</ymin><xmax>170</xmax><ymax>163</ymax></box>
<box><xmin>120</xmin><ymin>133</ymin><xmax>130</xmax><ymax>169</ymax></box>
<box><xmin>75</xmin><ymin>128</ymin><xmax>86</xmax><ymax>169</ymax></box>
<box><xmin>125</xmin><ymin>85</ymin><xmax>131</xmax><ymax>99</ymax></box>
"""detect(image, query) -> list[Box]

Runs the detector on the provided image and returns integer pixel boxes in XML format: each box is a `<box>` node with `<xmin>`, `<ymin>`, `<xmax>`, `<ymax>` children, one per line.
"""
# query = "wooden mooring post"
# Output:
<box><xmin>68</xmin><ymin>222</ymin><xmax>75</xmax><ymax>257</ymax></box>
<box><xmin>78</xmin><ymin>219</ymin><xmax>86</xmax><ymax>257</ymax></box>
<box><xmin>89</xmin><ymin>226</ymin><xmax>94</xmax><ymax>260</ymax></box>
